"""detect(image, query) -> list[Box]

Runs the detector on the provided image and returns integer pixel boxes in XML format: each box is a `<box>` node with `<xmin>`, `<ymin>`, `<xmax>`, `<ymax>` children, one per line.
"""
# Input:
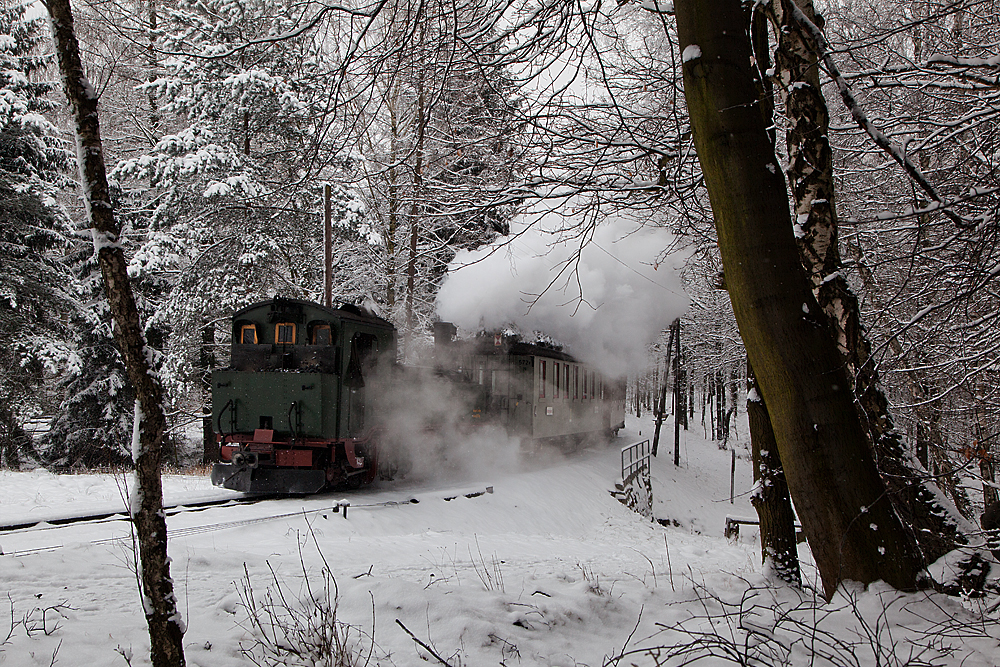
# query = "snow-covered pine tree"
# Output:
<box><xmin>0</xmin><ymin>0</ymin><xmax>74</xmax><ymax>468</ymax></box>
<box><xmin>110</xmin><ymin>0</ymin><xmax>379</xmax><ymax>456</ymax></box>
<box><xmin>41</xmin><ymin>247</ymin><xmax>136</xmax><ymax>468</ymax></box>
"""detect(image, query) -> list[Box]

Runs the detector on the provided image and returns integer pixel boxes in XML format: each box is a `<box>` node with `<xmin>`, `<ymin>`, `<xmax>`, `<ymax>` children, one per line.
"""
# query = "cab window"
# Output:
<box><xmin>312</xmin><ymin>324</ymin><xmax>332</xmax><ymax>345</ymax></box>
<box><xmin>275</xmin><ymin>322</ymin><xmax>296</xmax><ymax>344</ymax></box>
<box><xmin>240</xmin><ymin>324</ymin><xmax>258</xmax><ymax>345</ymax></box>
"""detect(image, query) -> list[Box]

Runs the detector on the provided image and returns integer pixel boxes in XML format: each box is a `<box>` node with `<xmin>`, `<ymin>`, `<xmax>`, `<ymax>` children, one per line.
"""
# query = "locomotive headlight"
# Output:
<box><xmin>232</xmin><ymin>451</ymin><xmax>245</xmax><ymax>466</ymax></box>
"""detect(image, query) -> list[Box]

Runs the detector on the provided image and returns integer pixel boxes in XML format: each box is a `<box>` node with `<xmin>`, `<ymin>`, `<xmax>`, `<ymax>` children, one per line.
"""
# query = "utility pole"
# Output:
<box><xmin>323</xmin><ymin>184</ymin><xmax>332</xmax><ymax>308</ymax></box>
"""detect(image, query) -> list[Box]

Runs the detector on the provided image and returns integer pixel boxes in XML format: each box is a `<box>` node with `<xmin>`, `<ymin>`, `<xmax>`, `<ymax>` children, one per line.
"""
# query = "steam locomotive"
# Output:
<box><xmin>210</xmin><ymin>297</ymin><xmax>625</xmax><ymax>494</ymax></box>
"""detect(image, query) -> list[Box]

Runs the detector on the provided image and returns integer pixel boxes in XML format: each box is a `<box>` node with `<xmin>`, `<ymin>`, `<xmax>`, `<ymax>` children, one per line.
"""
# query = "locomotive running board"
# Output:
<box><xmin>211</xmin><ymin>464</ymin><xmax>326</xmax><ymax>495</ymax></box>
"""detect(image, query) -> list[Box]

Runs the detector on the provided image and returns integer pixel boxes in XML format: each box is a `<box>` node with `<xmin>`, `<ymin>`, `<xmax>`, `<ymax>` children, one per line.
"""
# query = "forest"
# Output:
<box><xmin>2</xmin><ymin>0</ymin><xmax>999</xmax><ymax>627</ymax></box>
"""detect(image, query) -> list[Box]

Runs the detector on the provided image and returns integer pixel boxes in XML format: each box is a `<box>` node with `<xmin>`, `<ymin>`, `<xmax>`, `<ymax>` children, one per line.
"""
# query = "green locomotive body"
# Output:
<box><xmin>211</xmin><ymin>298</ymin><xmax>625</xmax><ymax>495</ymax></box>
<box><xmin>210</xmin><ymin>297</ymin><xmax>396</xmax><ymax>493</ymax></box>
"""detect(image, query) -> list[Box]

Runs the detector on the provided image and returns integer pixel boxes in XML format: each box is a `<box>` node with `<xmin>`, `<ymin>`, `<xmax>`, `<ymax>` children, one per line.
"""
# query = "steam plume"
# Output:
<box><xmin>436</xmin><ymin>200</ymin><xmax>689</xmax><ymax>376</ymax></box>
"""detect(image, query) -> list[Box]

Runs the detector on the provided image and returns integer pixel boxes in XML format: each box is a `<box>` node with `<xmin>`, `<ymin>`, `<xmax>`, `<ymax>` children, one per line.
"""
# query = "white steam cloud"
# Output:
<box><xmin>436</xmin><ymin>200</ymin><xmax>690</xmax><ymax>377</ymax></box>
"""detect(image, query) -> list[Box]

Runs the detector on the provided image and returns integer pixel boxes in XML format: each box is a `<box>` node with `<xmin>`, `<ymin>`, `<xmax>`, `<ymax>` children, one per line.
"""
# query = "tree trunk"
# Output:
<box><xmin>741</xmin><ymin>2</ymin><xmax>801</xmax><ymax>582</ymax></box>
<box><xmin>652</xmin><ymin>320</ymin><xmax>677</xmax><ymax>457</ymax></box>
<box><xmin>976</xmin><ymin>403</ymin><xmax>998</xmax><ymax>509</ymax></box>
<box><xmin>145</xmin><ymin>0</ymin><xmax>159</xmax><ymax>139</ymax></box>
<box><xmin>673</xmin><ymin>321</ymin><xmax>682</xmax><ymax>466</ymax></box>
<box><xmin>44</xmin><ymin>1</ymin><xmax>186</xmax><ymax>664</ymax></box>
<box><xmin>404</xmin><ymin>30</ymin><xmax>427</xmax><ymax>361</ymax></box>
<box><xmin>675</xmin><ymin>0</ymin><xmax>925</xmax><ymax>598</ymax></box>
<box><xmin>771</xmin><ymin>0</ymin><xmax>967</xmax><ymax>565</ymax></box>
<box><xmin>748</xmin><ymin>363</ymin><xmax>801</xmax><ymax>586</ymax></box>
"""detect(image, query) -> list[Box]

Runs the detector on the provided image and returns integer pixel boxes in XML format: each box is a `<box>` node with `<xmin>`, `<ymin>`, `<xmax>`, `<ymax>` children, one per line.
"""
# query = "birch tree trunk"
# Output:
<box><xmin>771</xmin><ymin>0</ymin><xmax>967</xmax><ymax>565</ymax></box>
<box><xmin>675</xmin><ymin>0</ymin><xmax>926</xmax><ymax>598</ymax></box>
<box><xmin>44</xmin><ymin>1</ymin><xmax>186</xmax><ymax>664</ymax></box>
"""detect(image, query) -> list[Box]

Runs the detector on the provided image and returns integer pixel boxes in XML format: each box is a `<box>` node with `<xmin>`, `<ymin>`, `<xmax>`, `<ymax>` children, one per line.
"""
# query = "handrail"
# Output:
<box><xmin>217</xmin><ymin>399</ymin><xmax>234</xmax><ymax>444</ymax></box>
<box><xmin>287</xmin><ymin>401</ymin><xmax>298</xmax><ymax>446</ymax></box>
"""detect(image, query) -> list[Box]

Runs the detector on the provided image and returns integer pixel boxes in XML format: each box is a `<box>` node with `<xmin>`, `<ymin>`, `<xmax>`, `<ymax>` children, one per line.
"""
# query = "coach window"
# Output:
<box><xmin>311</xmin><ymin>323</ymin><xmax>332</xmax><ymax>345</ymax></box>
<box><xmin>574</xmin><ymin>366</ymin><xmax>579</xmax><ymax>400</ymax></box>
<box><xmin>564</xmin><ymin>365</ymin><xmax>570</xmax><ymax>400</ymax></box>
<box><xmin>539</xmin><ymin>360</ymin><xmax>546</xmax><ymax>398</ymax></box>
<box><xmin>554</xmin><ymin>362</ymin><xmax>560</xmax><ymax>398</ymax></box>
<box><xmin>275</xmin><ymin>322</ymin><xmax>297</xmax><ymax>344</ymax></box>
<box><xmin>240</xmin><ymin>324</ymin><xmax>258</xmax><ymax>345</ymax></box>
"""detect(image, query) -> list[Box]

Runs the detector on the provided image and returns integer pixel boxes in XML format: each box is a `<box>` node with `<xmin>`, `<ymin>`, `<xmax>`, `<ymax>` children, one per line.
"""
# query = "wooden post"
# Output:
<box><xmin>730</xmin><ymin>447</ymin><xmax>735</xmax><ymax>504</ymax></box>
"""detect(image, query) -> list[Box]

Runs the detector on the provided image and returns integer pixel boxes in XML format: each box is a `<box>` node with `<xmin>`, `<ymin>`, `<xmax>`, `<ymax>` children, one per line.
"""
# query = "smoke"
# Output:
<box><xmin>374</xmin><ymin>367</ymin><xmax>528</xmax><ymax>483</ymax></box>
<box><xmin>436</xmin><ymin>200</ymin><xmax>690</xmax><ymax>377</ymax></box>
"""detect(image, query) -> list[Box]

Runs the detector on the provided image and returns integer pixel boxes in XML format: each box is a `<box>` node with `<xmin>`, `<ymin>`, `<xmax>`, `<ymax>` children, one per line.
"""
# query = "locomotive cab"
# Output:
<box><xmin>211</xmin><ymin>297</ymin><xmax>396</xmax><ymax>494</ymax></box>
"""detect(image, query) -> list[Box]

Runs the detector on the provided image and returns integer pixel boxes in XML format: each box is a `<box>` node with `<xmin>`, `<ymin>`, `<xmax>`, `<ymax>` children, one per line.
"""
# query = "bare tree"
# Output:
<box><xmin>43</xmin><ymin>0</ymin><xmax>186</xmax><ymax>664</ymax></box>
<box><xmin>767</xmin><ymin>0</ymin><xmax>970</xmax><ymax>567</ymax></box>
<box><xmin>675</xmin><ymin>0</ymin><xmax>926</xmax><ymax>597</ymax></box>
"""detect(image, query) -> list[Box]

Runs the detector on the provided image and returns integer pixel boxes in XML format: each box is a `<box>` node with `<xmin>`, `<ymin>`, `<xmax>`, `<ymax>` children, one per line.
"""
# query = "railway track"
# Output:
<box><xmin>0</xmin><ymin>484</ymin><xmax>493</xmax><ymax>557</ymax></box>
<box><xmin>0</xmin><ymin>494</ymin><xmax>272</xmax><ymax>534</ymax></box>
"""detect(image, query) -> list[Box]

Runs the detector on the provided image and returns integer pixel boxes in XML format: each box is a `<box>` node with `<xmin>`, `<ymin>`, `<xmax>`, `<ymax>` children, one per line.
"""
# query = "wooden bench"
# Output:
<box><xmin>725</xmin><ymin>516</ymin><xmax>805</xmax><ymax>542</ymax></box>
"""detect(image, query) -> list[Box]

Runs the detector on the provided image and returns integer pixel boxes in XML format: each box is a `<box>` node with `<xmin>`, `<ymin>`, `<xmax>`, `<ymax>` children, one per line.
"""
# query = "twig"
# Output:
<box><xmin>395</xmin><ymin>619</ymin><xmax>457</xmax><ymax>667</ymax></box>
<box><xmin>47</xmin><ymin>639</ymin><xmax>62</xmax><ymax>667</ymax></box>
<box><xmin>664</xmin><ymin>535</ymin><xmax>675</xmax><ymax>592</ymax></box>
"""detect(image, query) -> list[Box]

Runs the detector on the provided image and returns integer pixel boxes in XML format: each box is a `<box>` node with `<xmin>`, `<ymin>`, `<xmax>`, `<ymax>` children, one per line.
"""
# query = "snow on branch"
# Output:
<box><xmin>926</xmin><ymin>53</ymin><xmax>1000</xmax><ymax>69</ymax></box>
<box><xmin>788</xmin><ymin>5</ymin><xmax>974</xmax><ymax>229</ymax></box>
<box><xmin>638</xmin><ymin>0</ymin><xmax>674</xmax><ymax>14</ymax></box>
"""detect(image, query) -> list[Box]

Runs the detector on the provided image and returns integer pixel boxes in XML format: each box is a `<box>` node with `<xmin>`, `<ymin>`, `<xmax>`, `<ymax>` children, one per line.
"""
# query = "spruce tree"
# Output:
<box><xmin>0</xmin><ymin>0</ymin><xmax>73</xmax><ymax>467</ymax></box>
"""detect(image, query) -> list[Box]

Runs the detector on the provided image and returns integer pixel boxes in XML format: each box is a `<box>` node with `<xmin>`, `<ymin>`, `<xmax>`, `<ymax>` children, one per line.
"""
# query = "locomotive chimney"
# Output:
<box><xmin>433</xmin><ymin>321</ymin><xmax>457</xmax><ymax>348</ymax></box>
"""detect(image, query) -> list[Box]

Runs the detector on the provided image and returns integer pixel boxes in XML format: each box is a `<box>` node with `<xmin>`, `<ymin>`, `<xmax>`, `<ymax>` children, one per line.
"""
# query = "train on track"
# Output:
<box><xmin>210</xmin><ymin>297</ymin><xmax>625</xmax><ymax>494</ymax></box>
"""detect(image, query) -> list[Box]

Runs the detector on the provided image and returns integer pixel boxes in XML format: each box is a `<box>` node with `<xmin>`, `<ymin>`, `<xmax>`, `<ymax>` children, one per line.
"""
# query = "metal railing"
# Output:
<box><xmin>621</xmin><ymin>439</ymin><xmax>650</xmax><ymax>486</ymax></box>
<box><xmin>619</xmin><ymin>439</ymin><xmax>652</xmax><ymax>518</ymax></box>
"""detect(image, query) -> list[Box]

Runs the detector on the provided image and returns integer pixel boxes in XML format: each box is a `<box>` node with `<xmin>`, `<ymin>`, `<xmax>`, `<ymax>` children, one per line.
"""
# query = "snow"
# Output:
<box><xmin>681</xmin><ymin>44</ymin><xmax>701</xmax><ymax>63</ymax></box>
<box><xmin>927</xmin><ymin>53</ymin><xmax>1000</xmax><ymax>68</ymax></box>
<box><xmin>90</xmin><ymin>228</ymin><xmax>120</xmax><ymax>253</ymax></box>
<box><xmin>1</xmin><ymin>418</ymin><xmax>998</xmax><ymax>666</ymax></box>
<box><xmin>638</xmin><ymin>0</ymin><xmax>673</xmax><ymax>12</ymax></box>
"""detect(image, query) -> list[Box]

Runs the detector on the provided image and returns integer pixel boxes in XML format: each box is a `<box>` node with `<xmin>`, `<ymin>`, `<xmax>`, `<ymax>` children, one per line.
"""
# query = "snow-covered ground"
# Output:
<box><xmin>1</xmin><ymin>416</ymin><xmax>998</xmax><ymax>666</ymax></box>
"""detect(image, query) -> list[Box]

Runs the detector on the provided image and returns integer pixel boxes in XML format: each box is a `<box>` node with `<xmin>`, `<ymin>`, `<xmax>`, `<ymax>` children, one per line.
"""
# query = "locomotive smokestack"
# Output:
<box><xmin>433</xmin><ymin>321</ymin><xmax>457</xmax><ymax>348</ymax></box>
<box><xmin>432</xmin><ymin>322</ymin><xmax>458</xmax><ymax>372</ymax></box>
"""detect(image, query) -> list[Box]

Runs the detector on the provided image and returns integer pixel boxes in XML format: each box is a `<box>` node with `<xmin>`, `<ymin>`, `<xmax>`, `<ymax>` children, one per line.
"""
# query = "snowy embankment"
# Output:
<box><xmin>1</xmin><ymin>418</ymin><xmax>998</xmax><ymax>666</ymax></box>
